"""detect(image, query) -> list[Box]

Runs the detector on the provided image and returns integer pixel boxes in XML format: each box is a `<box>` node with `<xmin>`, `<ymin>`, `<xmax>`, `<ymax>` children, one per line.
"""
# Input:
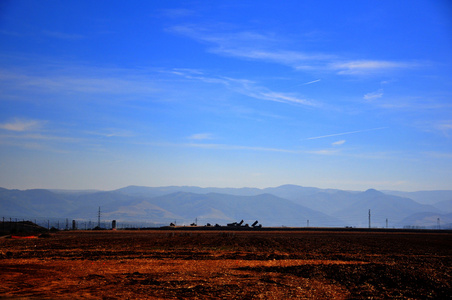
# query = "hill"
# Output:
<box><xmin>1</xmin><ymin>185</ymin><xmax>451</xmax><ymax>228</ymax></box>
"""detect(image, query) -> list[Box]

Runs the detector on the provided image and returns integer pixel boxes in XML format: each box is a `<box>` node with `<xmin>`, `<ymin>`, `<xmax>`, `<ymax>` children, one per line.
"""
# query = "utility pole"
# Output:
<box><xmin>386</xmin><ymin>218</ymin><xmax>388</xmax><ymax>228</ymax></box>
<box><xmin>307</xmin><ymin>219</ymin><xmax>309</xmax><ymax>227</ymax></box>
<box><xmin>437</xmin><ymin>218</ymin><xmax>440</xmax><ymax>229</ymax></box>
<box><xmin>98</xmin><ymin>207</ymin><xmax>101</xmax><ymax>228</ymax></box>
<box><xmin>368</xmin><ymin>209</ymin><xmax>371</xmax><ymax>229</ymax></box>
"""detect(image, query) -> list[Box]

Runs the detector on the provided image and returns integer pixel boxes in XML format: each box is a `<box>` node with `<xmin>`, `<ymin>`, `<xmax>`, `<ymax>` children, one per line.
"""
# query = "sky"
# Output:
<box><xmin>0</xmin><ymin>0</ymin><xmax>452</xmax><ymax>191</ymax></box>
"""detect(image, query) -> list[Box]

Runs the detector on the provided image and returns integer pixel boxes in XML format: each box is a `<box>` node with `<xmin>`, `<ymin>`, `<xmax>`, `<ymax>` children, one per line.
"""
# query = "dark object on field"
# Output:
<box><xmin>226</xmin><ymin>220</ymin><xmax>262</xmax><ymax>228</ymax></box>
<box><xmin>50</xmin><ymin>227</ymin><xmax>59</xmax><ymax>232</ymax></box>
<box><xmin>252</xmin><ymin>221</ymin><xmax>262</xmax><ymax>228</ymax></box>
<box><xmin>227</xmin><ymin>220</ymin><xmax>244</xmax><ymax>227</ymax></box>
<box><xmin>1</xmin><ymin>221</ymin><xmax>48</xmax><ymax>235</ymax></box>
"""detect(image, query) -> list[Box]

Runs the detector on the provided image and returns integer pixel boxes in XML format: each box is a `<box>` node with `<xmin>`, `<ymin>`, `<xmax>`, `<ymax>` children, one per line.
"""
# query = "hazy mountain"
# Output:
<box><xmin>0</xmin><ymin>188</ymin><xmax>75</xmax><ymax>217</ymax></box>
<box><xmin>0</xmin><ymin>187</ymin><xmax>341</xmax><ymax>227</ymax></box>
<box><xmin>146</xmin><ymin>191</ymin><xmax>342</xmax><ymax>227</ymax></box>
<box><xmin>432</xmin><ymin>199</ymin><xmax>452</xmax><ymax>213</ymax></box>
<box><xmin>115</xmin><ymin>185</ymin><xmax>264</xmax><ymax>198</ymax></box>
<box><xmin>63</xmin><ymin>191</ymin><xmax>141</xmax><ymax>219</ymax></box>
<box><xmin>102</xmin><ymin>200</ymin><xmax>181</xmax><ymax>222</ymax></box>
<box><xmin>1</xmin><ymin>185</ymin><xmax>451</xmax><ymax>228</ymax></box>
<box><xmin>261</xmin><ymin>184</ymin><xmax>327</xmax><ymax>200</ymax></box>
<box><xmin>116</xmin><ymin>184</ymin><xmax>344</xmax><ymax>202</ymax></box>
<box><xmin>331</xmin><ymin>189</ymin><xmax>439</xmax><ymax>227</ymax></box>
<box><xmin>383</xmin><ymin>190</ymin><xmax>452</xmax><ymax>205</ymax></box>
<box><xmin>286</xmin><ymin>190</ymin><xmax>359</xmax><ymax>215</ymax></box>
<box><xmin>398</xmin><ymin>212</ymin><xmax>452</xmax><ymax>229</ymax></box>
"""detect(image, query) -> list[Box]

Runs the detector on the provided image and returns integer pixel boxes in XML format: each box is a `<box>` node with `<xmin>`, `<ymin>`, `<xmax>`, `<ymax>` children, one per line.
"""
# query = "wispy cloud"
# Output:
<box><xmin>170</xmin><ymin>70</ymin><xmax>316</xmax><ymax>107</ymax></box>
<box><xmin>306</xmin><ymin>149</ymin><xmax>340</xmax><ymax>155</ymax></box>
<box><xmin>332</xmin><ymin>60</ymin><xmax>417</xmax><ymax>75</ymax></box>
<box><xmin>307</xmin><ymin>127</ymin><xmax>387</xmax><ymax>140</ymax></box>
<box><xmin>376</xmin><ymin>97</ymin><xmax>452</xmax><ymax>111</ymax></box>
<box><xmin>413</xmin><ymin>119</ymin><xmax>452</xmax><ymax>138</ymax></box>
<box><xmin>85</xmin><ymin>129</ymin><xmax>134</xmax><ymax>138</ymax></box>
<box><xmin>253</xmin><ymin>91</ymin><xmax>314</xmax><ymax>106</ymax></box>
<box><xmin>227</xmin><ymin>78</ymin><xmax>316</xmax><ymax>106</ymax></box>
<box><xmin>435</xmin><ymin>121</ymin><xmax>452</xmax><ymax>131</ymax></box>
<box><xmin>332</xmin><ymin>140</ymin><xmax>346</xmax><ymax>146</ymax></box>
<box><xmin>364</xmin><ymin>89</ymin><xmax>384</xmax><ymax>101</ymax></box>
<box><xmin>42</xmin><ymin>30</ymin><xmax>85</xmax><ymax>40</ymax></box>
<box><xmin>0</xmin><ymin>64</ymin><xmax>160</xmax><ymax>97</ymax></box>
<box><xmin>303</xmin><ymin>79</ymin><xmax>321</xmax><ymax>85</ymax></box>
<box><xmin>146</xmin><ymin>141</ymin><xmax>300</xmax><ymax>154</ymax></box>
<box><xmin>184</xmin><ymin>143</ymin><xmax>299</xmax><ymax>153</ymax></box>
<box><xmin>187</xmin><ymin>133</ymin><xmax>214</xmax><ymax>140</ymax></box>
<box><xmin>0</xmin><ymin>131</ymin><xmax>84</xmax><ymax>153</ymax></box>
<box><xmin>168</xmin><ymin>25</ymin><xmax>333</xmax><ymax>68</ymax></box>
<box><xmin>432</xmin><ymin>120</ymin><xmax>452</xmax><ymax>137</ymax></box>
<box><xmin>0</xmin><ymin>118</ymin><xmax>122</xmax><ymax>153</ymax></box>
<box><xmin>160</xmin><ymin>8</ymin><xmax>197</xmax><ymax>18</ymax></box>
<box><xmin>215</xmin><ymin>48</ymin><xmax>333</xmax><ymax>68</ymax></box>
<box><xmin>423</xmin><ymin>151</ymin><xmax>452</xmax><ymax>159</ymax></box>
<box><xmin>169</xmin><ymin>25</ymin><xmax>419</xmax><ymax>75</ymax></box>
<box><xmin>0</xmin><ymin>118</ymin><xmax>45</xmax><ymax>132</ymax></box>
<box><xmin>0</xmin><ymin>133</ymin><xmax>80</xmax><ymax>143</ymax></box>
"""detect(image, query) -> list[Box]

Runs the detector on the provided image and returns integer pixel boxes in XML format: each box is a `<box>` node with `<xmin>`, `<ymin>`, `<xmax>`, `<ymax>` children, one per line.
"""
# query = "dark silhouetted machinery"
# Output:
<box><xmin>226</xmin><ymin>220</ymin><xmax>262</xmax><ymax>228</ymax></box>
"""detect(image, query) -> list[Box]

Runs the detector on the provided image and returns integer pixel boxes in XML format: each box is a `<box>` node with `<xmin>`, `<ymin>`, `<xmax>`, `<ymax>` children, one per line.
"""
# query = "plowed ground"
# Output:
<box><xmin>0</xmin><ymin>230</ymin><xmax>451</xmax><ymax>299</ymax></box>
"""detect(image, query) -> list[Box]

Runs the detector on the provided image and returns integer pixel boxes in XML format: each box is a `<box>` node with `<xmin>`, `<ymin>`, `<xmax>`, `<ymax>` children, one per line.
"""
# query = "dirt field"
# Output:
<box><xmin>0</xmin><ymin>230</ymin><xmax>451</xmax><ymax>299</ymax></box>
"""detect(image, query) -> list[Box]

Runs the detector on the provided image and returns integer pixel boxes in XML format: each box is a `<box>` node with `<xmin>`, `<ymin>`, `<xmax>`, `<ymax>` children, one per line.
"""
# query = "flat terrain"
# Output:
<box><xmin>0</xmin><ymin>230</ymin><xmax>451</xmax><ymax>299</ymax></box>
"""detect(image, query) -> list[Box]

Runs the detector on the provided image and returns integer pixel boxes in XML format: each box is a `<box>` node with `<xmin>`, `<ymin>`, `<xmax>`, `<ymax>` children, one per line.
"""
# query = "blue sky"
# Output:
<box><xmin>1</xmin><ymin>0</ymin><xmax>451</xmax><ymax>191</ymax></box>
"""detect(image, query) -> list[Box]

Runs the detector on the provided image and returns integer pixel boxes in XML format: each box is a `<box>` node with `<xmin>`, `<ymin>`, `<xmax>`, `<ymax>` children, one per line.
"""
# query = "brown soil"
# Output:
<box><xmin>0</xmin><ymin>230</ymin><xmax>450</xmax><ymax>299</ymax></box>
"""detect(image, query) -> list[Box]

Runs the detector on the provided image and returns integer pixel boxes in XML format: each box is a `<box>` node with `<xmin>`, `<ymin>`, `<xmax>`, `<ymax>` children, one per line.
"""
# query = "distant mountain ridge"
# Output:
<box><xmin>1</xmin><ymin>185</ymin><xmax>451</xmax><ymax>228</ymax></box>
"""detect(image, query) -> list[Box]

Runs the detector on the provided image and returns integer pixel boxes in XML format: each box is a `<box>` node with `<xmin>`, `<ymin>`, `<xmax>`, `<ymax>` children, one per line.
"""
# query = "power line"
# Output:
<box><xmin>98</xmin><ymin>206</ymin><xmax>101</xmax><ymax>228</ymax></box>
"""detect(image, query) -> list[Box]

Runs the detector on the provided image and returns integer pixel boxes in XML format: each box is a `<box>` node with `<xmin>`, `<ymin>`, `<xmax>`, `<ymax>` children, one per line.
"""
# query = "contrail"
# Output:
<box><xmin>307</xmin><ymin>127</ymin><xmax>387</xmax><ymax>140</ymax></box>
<box><xmin>303</xmin><ymin>79</ymin><xmax>321</xmax><ymax>85</ymax></box>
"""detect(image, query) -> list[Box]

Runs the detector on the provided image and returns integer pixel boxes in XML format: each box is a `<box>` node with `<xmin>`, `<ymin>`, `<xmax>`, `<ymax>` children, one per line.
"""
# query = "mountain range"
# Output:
<box><xmin>1</xmin><ymin>185</ymin><xmax>452</xmax><ymax>229</ymax></box>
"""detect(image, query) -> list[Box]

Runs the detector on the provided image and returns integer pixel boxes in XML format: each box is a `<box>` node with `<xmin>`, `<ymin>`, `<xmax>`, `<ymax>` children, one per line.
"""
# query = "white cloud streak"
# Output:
<box><xmin>364</xmin><ymin>89</ymin><xmax>384</xmax><ymax>101</ymax></box>
<box><xmin>171</xmin><ymin>69</ymin><xmax>316</xmax><ymax>107</ymax></box>
<box><xmin>0</xmin><ymin>66</ymin><xmax>159</xmax><ymax>97</ymax></box>
<box><xmin>85</xmin><ymin>129</ymin><xmax>134</xmax><ymax>138</ymax></box>
<box><xmin>0</xmin><ymin>118</ymin><xmax>45</xmax><ymax>132</ymax></box>
<box><xmin>332</xmin><ymin>60</ymin><xmax>416</xmax><ymax>75</ymax></box>
<box><xmin>306</xmin><ymin>149</ymin><xmax>340</xmax><ymax>155</ymax></box>
<box><xmin>187</xmin><ymin>133</ymin><xmax>214</xmax><ymax>140</ymax></box>
<box><xmin>332</xmin><ymin>140</ymin><xmax>346</xmax><ymax>146</ymax></box>
<box><xmin>303</xmin><ymin>79</ymin><xmax>321</xmax><ymax>85</ymax></box>
<box><xmin>432</xmin><ymin>120</ymin><xmax>452</xmax><ymax>137</ymax></box>
<box><xmin>185</xmin><ymin>143</ymin><xmax>299</xmax><ymax>153</ymax></box>
<box><xmin>144</xmin><ymin>141</ymin><xmax>301</xmax><ymax>154</ymax></box>
<box><xmin>423</xmin><ymin>151</ymin><xmax>452</xmax><ymax>159</ymax></box>
<box><xmin>169</xmin><ymin>25</ymin><xmax>419</xmax><ymax>75</ymax></box>
<box><xmin>307</xmin><ymin>127</ymin><xmax>387</xmax><ymax>140</ymax></box>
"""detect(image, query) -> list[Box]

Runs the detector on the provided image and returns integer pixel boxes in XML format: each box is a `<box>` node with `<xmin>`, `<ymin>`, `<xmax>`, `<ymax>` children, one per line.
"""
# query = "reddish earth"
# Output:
<box><xmin>0</xmin><ymin>230</ymin><xmax>451</xmax><ymax>299</ymax></box>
